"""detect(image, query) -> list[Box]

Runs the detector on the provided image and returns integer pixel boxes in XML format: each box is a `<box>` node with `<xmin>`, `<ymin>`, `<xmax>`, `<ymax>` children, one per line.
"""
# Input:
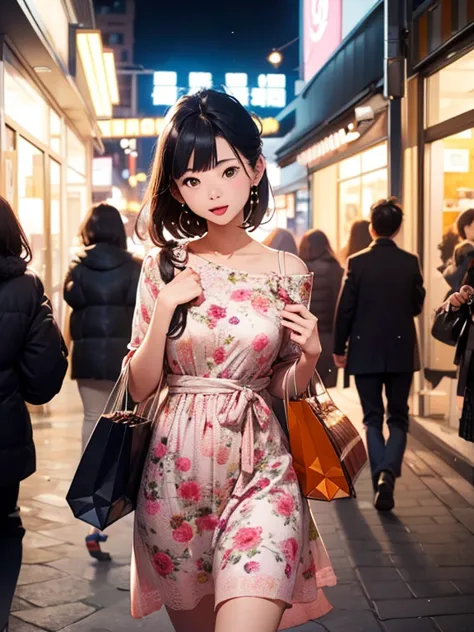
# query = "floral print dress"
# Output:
<box><xmin>128</xmin><ymin>245</ymin><xmax>336</xmax><ymax>629</ymax></box>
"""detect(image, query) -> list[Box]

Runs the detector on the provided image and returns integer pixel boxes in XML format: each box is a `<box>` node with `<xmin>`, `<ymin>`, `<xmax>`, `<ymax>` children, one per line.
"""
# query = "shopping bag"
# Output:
<box><xmin>283</xmin><ymin>362</ymin><xmax>367</xmax><ymax>501</ymax></box>
<box><xmin>66</xmin><ymin>365</ymin><xmax>162</xmax><ymax>530</ymax></box>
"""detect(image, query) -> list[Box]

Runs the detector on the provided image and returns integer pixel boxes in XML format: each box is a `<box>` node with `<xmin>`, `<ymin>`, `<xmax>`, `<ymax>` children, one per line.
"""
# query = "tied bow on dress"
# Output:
<box><xmin>167</xmin><ymin>375</ymin><xmax>272</xmax><ymax>474</ymax></box>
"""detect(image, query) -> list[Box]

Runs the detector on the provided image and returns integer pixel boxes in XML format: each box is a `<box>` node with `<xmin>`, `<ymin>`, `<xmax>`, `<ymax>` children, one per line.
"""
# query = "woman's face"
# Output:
<box><xmin>173</xmin><ymin>136</ymin><xmax>265</xmax><ymax>226</ymax></box>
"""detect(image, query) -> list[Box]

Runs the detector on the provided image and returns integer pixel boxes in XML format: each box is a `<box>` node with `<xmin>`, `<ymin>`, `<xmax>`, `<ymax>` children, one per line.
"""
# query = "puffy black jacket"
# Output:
<box><xmin>64</xmin><ymin>243</ymin><xmax>142</xmax><ymax>381</ymax></box>
<box><xmin>305</xmin><ymin>254</ymin><xmax>344</xmax><ymax>387</ymax></box>
<box><xmin>0</xmin><ymin>256</ymin><xmax>68</xmax><ymax>485</ymax></box>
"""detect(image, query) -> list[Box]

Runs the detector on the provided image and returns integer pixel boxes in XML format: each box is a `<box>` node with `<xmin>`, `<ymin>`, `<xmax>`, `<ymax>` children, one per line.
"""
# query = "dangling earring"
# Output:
<box><xmin>246</xmin><ymin>185</ymin><xmax>259</xmax><ymax>222</ymax></box>
<box><xmin>179</xmin><ymin>203</ymin><xmax>192</xmax><ymax>235</ymax></box>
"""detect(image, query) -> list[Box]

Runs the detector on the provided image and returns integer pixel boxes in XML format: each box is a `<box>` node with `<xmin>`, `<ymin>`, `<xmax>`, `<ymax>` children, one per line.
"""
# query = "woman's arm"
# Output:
<box><xmin>269</xmin><ymin>254</ymin><xmax>321</xmax><ymax>399</ymax></box>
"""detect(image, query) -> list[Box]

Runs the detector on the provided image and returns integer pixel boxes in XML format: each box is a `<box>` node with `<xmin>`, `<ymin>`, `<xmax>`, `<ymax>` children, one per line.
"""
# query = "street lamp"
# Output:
<box><xmin>266</xmin><ymin>37</ymin><xmax>299</xmax><ymax>69</ymax></box>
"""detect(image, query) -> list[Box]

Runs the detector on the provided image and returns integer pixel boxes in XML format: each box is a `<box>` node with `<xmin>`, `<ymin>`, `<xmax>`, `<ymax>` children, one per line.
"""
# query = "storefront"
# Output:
<box><xmin>0</xmin><ymin>0</ymin><xmax>116</xmax><ymax>328</ymax></box>
<box><xmin>276</xmin><ymin>1</ymin><xmax>388</xmax><ymax>254</ymax></box>
<box><xmin>405</xmin><ymin>0</ymin><xmax>474</xmax><ymax>469</ymax></box>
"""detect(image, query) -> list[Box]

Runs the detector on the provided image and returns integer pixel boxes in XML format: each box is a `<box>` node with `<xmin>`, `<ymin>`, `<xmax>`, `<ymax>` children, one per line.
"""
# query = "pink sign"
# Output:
<box><xmin>303</xmin><ymin>0</ymin><xmax>343</xmax><ymax>82</ymax></box>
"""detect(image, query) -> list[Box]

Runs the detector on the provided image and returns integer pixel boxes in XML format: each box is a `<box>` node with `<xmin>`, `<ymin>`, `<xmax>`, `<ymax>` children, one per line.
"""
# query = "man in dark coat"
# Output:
<box><xmin>333</xmin><ymin>199</ymin><xmax>425</xmax><ymax>511</ymax></box>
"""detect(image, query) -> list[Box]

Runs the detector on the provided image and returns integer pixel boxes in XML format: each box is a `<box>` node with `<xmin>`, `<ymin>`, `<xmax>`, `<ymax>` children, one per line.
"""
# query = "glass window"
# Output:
<box><xmin>339</xmin><ymin>154</ymin><xmax>361</xmax><ymax>180</ymax></box>
<box><xmin>422</xmin><ymin>127</ymin><xmax>474</xmax><ymax>462</ymax></box>
<box><xmin>4</xmin><ymin>127</ymin><xmax>16</xmax><ymax>206</ymax></box>
<box><xmin>96</xmin><ymin>0</ymin><xmax>126</xmax><ymax>14</ymax></box>
<box><xmin>67</xmin><ymin>127</ymin><xmax>87</xmax><ymax>175</ymax></box>
<box><xmin>18</xmin><ymin>138</ymin><xmax>45</xmax><ymax>280</ymax></box>
<box><xmin>4</xmin><ymin>60</ymin><xmax>49</xmax><ymax>145</ymax></box>
<box><xmin>337</xmin><ymin>142</ymin><xmax>388</xmax><ymax>249</ymax></box>
<box><xmin>104</xmin><ymin>32</ymin><xmax>125</xmax><ymax>45</ymax></box>
<box><xmin>50</xmin><ymin>109</ymin><xmax>61</xmax><ymax>154</ymax></box>
<box><xmin>361</xmin><ymin>169</ymin><xmax>388</xmax><ymax>216</ymax></box>
<box><xmin>426</xmin><ymin>48</ymin><xmax>474</xmax><ymax>127</ymax></box>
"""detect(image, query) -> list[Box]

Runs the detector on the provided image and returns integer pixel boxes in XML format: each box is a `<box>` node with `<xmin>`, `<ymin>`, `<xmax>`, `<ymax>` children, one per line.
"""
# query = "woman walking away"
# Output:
<box><xmin>262</xmin><ymin>228</ymin><xmax>298</xmax><ymax>255</ymax></box>
<box><xmin>126</xmin><ymin>89</ymin><xmax>335</xmax><ymax>632</ymax></box>
<box><xmin>64</xmin><ymin>202</ymin><xmax>142</xmax><ymax>561</ymax></box>
<box><xmin>0</xmin><ymin>196</ymin><xmax>67</xmax><ymax>632</ymax></box>
<box><xmin>339</xmin><ymin>219</ymin><xmax>372</xmax><ymax>264</ymax></box>
<box><xmin>300</xmin><ymin>230</ymin><xmax>343</xmax><ymax>387</ymax></box>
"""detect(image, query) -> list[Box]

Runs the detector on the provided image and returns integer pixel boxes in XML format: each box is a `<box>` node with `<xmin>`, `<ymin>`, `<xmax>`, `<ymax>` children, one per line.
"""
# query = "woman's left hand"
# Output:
<box><xmin>281</xmin><ymin>304</ymin><xmax>321</xmax><ymax>360</ymax></box>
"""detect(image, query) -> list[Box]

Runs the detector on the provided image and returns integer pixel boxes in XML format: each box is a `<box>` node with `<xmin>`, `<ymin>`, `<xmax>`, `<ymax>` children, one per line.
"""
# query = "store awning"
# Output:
<box><xmin>276</xmin><ymin>0</ymin><xmax>384</xmax><ymax>167</ymax></box>
<box><xmin>1</xmin><ymin>0</ymin><xmax>104</xmax><ymax>151</ymax></box>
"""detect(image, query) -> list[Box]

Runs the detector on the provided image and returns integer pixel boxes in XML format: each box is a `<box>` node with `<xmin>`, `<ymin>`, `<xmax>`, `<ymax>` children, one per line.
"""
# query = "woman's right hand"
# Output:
<box><xmin>158</xmin><ymin>267</ymin><xmax>204</xmax><ymax>310</ymax></box>
<box><xmin>448</xmin><ymin>285</ymin><xmax>474</xmax><ymax>310</ymax></box>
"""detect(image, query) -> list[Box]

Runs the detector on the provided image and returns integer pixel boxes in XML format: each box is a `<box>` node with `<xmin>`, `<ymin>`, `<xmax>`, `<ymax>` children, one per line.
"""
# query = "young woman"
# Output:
<box><xmin>299</xmin><ymin>230</ymin><xmax>343</xmax><ymax>388</ymax></box>
<box><xmin>339</xmin><ymin>219</ymin><xmax>372</xmax><ymax>264</ymax></box>
<box><xmin>127</xmin><ymin>90</ymin><xmax>336</xmax><ymax>632</ymax></box>
<box><xmin>262</xmin><ymin>228</ymin><xmax>298</xmax><ymax>255</ymax></box>
<box><xmin>0</xmin><ymin>196</ymin><xmax>67</xmax><ymax>632</ymax></box>
<box><xmin>63</xmin><ymin>203</ymin><xmax>142</xmax><ymax>560</ymax></box>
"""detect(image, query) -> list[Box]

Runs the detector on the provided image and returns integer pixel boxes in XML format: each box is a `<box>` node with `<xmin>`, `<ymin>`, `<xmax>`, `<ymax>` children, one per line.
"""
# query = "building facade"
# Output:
<box><xmin>277</xmin><ymin>0</ymin><xmax>474</xmax><ymax>475</ymax></box>
<box><xmin>0</xmin><ymin>0</ymin><xmax>117</xmax><ymax>328</ymax></box>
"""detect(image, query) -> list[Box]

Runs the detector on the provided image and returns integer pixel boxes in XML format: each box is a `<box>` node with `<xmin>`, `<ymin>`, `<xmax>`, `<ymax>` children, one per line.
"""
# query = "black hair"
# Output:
<box><xmin>80</xmin><ymin>202</ymin><xmax>127</xmax><ymax>250</ymax></box>
<box><xmin>299</xmin><ymin>229</ymin><xmax>337</xmax><ymax>262</ymax></box>
<box><xmin>0</xmin><ymin>195</ymin><xmax>32</xmax><ymax>263</ymax></box>
<box><xmin>137</xmin><ymin>89</ymin><xmax>271</xmax><ymax>338</ymax></box>
<box><xmin>262</xmin><ymin>228</ymin><xmax>298</xmax><ymax>255</ymax></box>
<box><xmin>346</xmin><ymin>220</ymin><xmax>372</xmax><ymax>257</ymax></box>
<box><xmin>456</xmin><ymin>208</ymin><xmax>474</xmax><ymax>240</ymax></box>
<box><xmin>370</xmin><ymin>197</ymin><xmax>403</xmax><ymax>238</ymax></box>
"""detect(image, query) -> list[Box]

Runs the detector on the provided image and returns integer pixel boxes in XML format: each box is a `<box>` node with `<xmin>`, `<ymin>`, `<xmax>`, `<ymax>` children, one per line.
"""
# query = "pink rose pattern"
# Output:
<box><xmin>131</xmin><ymin>247</ymin><xmax>335</xmax><ymax>617</ymax></box>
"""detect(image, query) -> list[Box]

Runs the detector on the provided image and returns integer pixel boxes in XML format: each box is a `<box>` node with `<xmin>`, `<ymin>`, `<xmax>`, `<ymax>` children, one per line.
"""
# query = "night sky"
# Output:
<box><xmin>133</xmin><ymin>0</ymin><xmax>300</xmax><ymax>75</ymax></box>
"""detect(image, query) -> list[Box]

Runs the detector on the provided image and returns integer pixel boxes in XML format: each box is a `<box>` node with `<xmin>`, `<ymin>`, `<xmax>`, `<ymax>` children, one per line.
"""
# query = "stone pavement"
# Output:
<box><xmin>8</xmin><ymin>380</ymin><xmax>474</xmax><ymax>632</ymax></box>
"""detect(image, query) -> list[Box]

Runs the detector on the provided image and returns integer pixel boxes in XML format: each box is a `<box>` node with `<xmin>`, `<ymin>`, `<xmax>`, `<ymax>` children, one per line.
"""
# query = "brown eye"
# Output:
<box><xmin>223</xmin><ymin>167</ymin><xmax>238</xmax><ymax>179</ymax></box>
<box><xmin>183</xmin><ymin>177</ymin><xmax>200</xmax><ymax>188</ymax></box>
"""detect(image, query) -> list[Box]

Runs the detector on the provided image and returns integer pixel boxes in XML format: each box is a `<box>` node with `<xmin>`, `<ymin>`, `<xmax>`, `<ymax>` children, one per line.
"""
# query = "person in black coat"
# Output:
<box><xmin>0</xmin><ymin>196</ymin><xmax>67</xmax><ymax>632</ymax></box>
<box><xmin>63</xmin><ymin>202</ymin><xmax>141</xmax><ymax>560</ymax></box>
<box><xmin>333</xmin><ymin>199</ymin><xmax>425</xmax><ymax>511</ymax></box>
<box><xmin>299</xmin><ymin>230</ymin><xmax>343</xmax><ymax>387</ymax></box>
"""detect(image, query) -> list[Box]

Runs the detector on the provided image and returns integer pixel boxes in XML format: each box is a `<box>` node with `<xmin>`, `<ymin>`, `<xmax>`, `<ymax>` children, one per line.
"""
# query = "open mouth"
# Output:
<box><xmin>209</xmin><ymin>206</ymin><xmax>228</xmax><ymax>216</ymax></box>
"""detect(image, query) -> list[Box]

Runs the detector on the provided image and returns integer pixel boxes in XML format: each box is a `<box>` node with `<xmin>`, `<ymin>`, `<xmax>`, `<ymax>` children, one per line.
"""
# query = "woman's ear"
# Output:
<box><xmin>253</xmin><ymin>155</ymin><xmax>266</xmax><ymax>186</ymax></box>
<box><xmin>170</xmin><ymin>183</ymin><xmax>185</xmax><ymax>204</ymax></box>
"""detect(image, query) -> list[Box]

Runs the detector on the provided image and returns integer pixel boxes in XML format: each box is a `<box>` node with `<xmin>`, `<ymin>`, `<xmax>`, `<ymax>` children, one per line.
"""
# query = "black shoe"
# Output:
<box><xmin>374</xmin><ymin>471</ymin><xmax>395</xmax><ymax>511</ymax></box>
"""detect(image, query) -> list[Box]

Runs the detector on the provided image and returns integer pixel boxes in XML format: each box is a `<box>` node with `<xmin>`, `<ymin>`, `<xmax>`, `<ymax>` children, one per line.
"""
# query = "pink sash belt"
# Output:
<box><xmin>166</xmin><ymin>375</ymin><xmax>272</xmax><ymax>475</ymax></box>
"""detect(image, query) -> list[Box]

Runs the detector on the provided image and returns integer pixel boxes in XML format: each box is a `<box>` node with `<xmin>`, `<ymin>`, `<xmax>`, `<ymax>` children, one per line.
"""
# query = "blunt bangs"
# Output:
<box><xmin>171</xmin><ymin>114</ymin><xmax>221</xmax><ymax>180</ymax></box>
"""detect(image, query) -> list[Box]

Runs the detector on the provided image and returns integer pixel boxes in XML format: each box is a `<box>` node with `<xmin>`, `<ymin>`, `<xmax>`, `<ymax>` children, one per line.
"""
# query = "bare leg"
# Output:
<box><xmin>215</xmin><ymin>597</ymin><xmax>286</xmax><ymax>632</ymax></box>
<box><xmin>166</xmin><ymin>594</ymin><xmax>217</xmax><ymax>632</ymax></box>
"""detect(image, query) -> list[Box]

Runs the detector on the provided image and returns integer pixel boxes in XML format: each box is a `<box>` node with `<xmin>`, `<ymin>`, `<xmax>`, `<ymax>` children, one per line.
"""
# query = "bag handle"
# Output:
<box><xmin>103</xmin><ymin>361</ymin><xmax>164</xmax><ymax>421</ymax></box>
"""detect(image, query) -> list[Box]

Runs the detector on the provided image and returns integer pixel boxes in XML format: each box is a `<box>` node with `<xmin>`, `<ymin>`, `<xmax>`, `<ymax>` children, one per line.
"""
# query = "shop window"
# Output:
<box><xmin>17</xmin><ymin>138</ymin><xmax>45</xmax><ymax>280</ymax></box>
<box><xmin>50</xmin><ymin>109</ymin><xmax>62</xmax><ymax>155</ymax></box>
<box><xmin>4</xmin><ymin>59</ymin><xmax>49</xmax><ymax>145</ymax></box>
<box><xmin>67</xmin><ymin>127</ymin><xmax>87</xmax><ymax>176</ymax></box>
<box><xmin>338</xmin><ymin>142</ymin><xmax>388</xmax><ymax>249</ymax></box>
<box><xmin>426</xmin><ymin>48</ymin><xmax>474</xmax><ymax>127</ymax></box>
<box><xmin>422</xmin><ymin>127</ymin><xmax>474</xmax><ymax>456</ymax></box>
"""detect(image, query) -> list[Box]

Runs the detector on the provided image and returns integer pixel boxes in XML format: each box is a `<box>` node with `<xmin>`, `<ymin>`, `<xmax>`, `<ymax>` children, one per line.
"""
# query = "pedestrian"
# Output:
<box><xmin>443</xmin><ymin>240</ymin><xmax>474</xmax><ymax>294</ymax></box>
<box><xmin>262</xmin><ymin>228</ymin><xmax>298</xmax><ymax>255</ymax></box>
<box><xmin>299</xmin><ymin>229</ymin><xmax>343</xmax><ymax>387</ymax></box>
<box><xmin>63</xmin><ymin>202</ymin><xmax>142</xmax><ymax>561</ymax></box>
<box><xmin>0</xmin><ymin>196</ymin><xmax>68</xmax><ymax>632</ymax></box>
<box><xmin>126</xmin><ymin>89</ymin><xmax>336</xmax><ymax>632</ymax></box>
<box><xmin>433</xmin><ymin>266</ymin><xmax>474</xmax><ymax>443</ymax></box>
<box><xmin>456</xmin><ymin>208</ymin><xmax>474</xmax><ymax>244</ymax></box>
<box><xmin>333</xmin><ymin>198</ymin><xmax>425</xmax><ymax>511</ymax></box>
<box><xmin>339</xmin><ymin>219</ymin><xmax>372</xmax><ymax>264</ymax></box>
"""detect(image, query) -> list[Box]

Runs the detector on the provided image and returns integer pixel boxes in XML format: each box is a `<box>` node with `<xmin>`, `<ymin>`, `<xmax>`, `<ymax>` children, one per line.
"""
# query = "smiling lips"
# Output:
<box><xmin>210</xmin><ymin>205</ymin><xmax>228</xmax><ymax>216</ymax></box>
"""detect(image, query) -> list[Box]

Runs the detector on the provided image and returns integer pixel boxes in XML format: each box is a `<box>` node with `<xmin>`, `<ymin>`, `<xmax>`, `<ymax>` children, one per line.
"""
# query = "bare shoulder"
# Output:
<box><xmin>282</xmin><ymin>252</ymin><xmax>309</xmax><ymax>275</ymax></box>
<box><xmin>257</xmin><ymin>244</ymin><xmax>308</xmax><ymax>275</ymax></box>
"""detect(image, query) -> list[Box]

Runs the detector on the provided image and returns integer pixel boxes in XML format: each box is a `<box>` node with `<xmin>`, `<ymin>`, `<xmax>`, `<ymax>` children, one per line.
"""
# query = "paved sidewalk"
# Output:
<box><xmin>8</xmin><ymin>381</ymin><xmax>474</xmax><ymax>632</ymax></box>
